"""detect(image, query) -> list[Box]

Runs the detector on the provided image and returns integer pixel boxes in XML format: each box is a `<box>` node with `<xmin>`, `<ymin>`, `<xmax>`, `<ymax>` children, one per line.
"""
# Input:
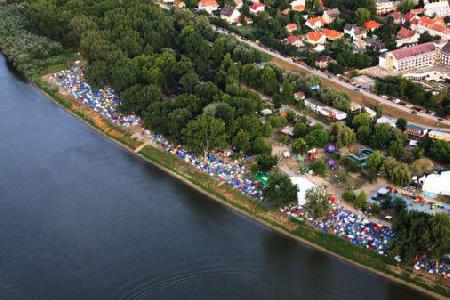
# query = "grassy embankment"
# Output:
<box><xmin>36</xmin><ymin>68</ymin><xmax>450</xmax><ymax>298</ymax></box>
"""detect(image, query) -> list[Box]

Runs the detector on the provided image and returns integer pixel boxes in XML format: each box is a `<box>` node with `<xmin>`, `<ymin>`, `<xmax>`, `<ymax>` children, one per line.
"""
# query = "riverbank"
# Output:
<box><xmin>33</xmin><ymin>73</ymin><xmax>449</xmax><ymax>299</ymax></box>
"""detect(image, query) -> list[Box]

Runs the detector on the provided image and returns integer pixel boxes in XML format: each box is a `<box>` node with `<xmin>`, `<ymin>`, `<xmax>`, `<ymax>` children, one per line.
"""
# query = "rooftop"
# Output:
<box><xmin>387</xmin><ymin>42</ymin><xmax>436</xmax><ymax>60</ymax></box>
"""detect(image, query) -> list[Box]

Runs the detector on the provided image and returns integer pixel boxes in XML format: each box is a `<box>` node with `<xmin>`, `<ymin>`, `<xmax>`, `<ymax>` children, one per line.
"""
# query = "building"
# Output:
<box><xmin>174</xmin><ymin>0</ymin><xmax>186</xmax><ymax>8</ymax></box>
<box><xmin>304</xmin><ymin>98</ymin><xmax>347</xmax><ymax>120</ymax></box>
<box><xmin>294</xmin><ymin>91</ymin><xmax>305</xmax><ymax>101</ymax></box>
<box><xmin>306</xmin><ymin>31</ymin><xmax>326</xmax><ymax>44</ymax></box>
<box><xmin>414</xmin><ymin>16</ymin><xmax>450</xmax><ymax>40</ymax></box>
<box><xmin>424</xmin><ymin>0</ymin><xmax>450</xmax><ymax>17</ymax></box>
<box><xmin>286</xmin><ymin>23</ymin><xmax>298</xmax><ymax>33</ymax></box>
<box><xmin>315</xmin><ymin>56</ymin><xmax>335</xmax><ymax>69</ymax></box>
<box><xmin>364</xmin><ymin>20</ymin><xmax>382</xmax><ymax>32</ymax></box>
<box><xmin>322</xmin><ymin>8</ymin><xmax>340</xmax><ymax>24</ymax></box>
<box><xmin>353</xmin><ymin>39</ymin><xmax>367</xmax><ymax>49</ymax></box>
<box><xmin>391</xmin><ymin>11</ymin><xmax>405</xmax><ymax>24</ymax></box>
<box><xmin>379</xmin><ymin>40</ymin><xmax>450</xmax><ymax>72</ymax></box>
<box><xmin>198</xmin><ymin>0</ymin><xmax>219</xmax><ymax>14</ymax></box>
<box><xmin>321</xmin><ymin>29</ymin><xmax>344</xmax><ymax>41</ymax></box>
<box><xmin>306</xmin><ymin>16</ymin><xmax>326</xmax><ymax>30</ymax></box>
<box><xmin>234</xmin><ymin>0</ymin><xmax>243</xmax><ymax>9</ymax></box>
<box><xmin>379</xmin><ymin>41</ymin><xmax>436</xmax><ymax>72</ymax></box>
<box><xmin>286</xmin><ymin>35</ymin><xmax>304</xmax><ymax>47</ymax></box>
<box><xmin>367</xmin><ymin>39</ymin><xmax>385</xmax><ymax>50</ymax></box>
<box><xmin>396</xmin><ymin>27</ymin><xmax>419</xmax><ymax>47</ymax></box>
<box><xmin>405</xmin><ymin>124</ymin><xmax>428</xmax><ymax>137</ymax></box>
<box><xmin>221</xmin><ymin>5</ymin><xmax>241</xmax><ymax>24</ymax></box>
<box><xmin>428</xmin><ymin>130</ymin><xmax>450</xmax><ymax>142</ymax></box>
<box><xmin>376</xmin><ymin>0</ymin><xmax>400</xmax><ymax>15</ymax></box>
<box><xmin>344</xmin><ymin>24</ymin><xmax>367</xmax><ymax>40</ymax></box>
<box><xmin>376</xmin><ymin>116</ymin><xmax>397</xmax><ymax>127</ymax></box>
<box><xmin>250</xmin><ymin>2</ymin><xmax>265</xmax><ymax>14</ymax></box>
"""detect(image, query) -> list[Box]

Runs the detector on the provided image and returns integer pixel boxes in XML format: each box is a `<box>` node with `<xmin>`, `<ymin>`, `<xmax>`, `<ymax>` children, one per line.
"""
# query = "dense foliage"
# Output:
<box><xmin>0</xmin><ymin>4</ymin><xmax>64</xmax><ymax>76</ymax></box>
<box><xmin>20</xmin><ymin>0</ymin><xmax>282</xmax><ymax>155</ymax></box>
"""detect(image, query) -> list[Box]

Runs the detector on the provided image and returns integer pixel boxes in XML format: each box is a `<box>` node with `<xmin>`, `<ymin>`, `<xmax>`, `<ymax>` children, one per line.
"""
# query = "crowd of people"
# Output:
<box><xmin>50</xmin><ymin>62</ymin><xmax>140</xmax><ymax>127</ymax></box>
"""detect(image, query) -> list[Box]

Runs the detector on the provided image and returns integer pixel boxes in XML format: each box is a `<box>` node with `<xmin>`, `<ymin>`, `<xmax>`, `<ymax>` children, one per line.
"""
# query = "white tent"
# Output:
<box><xmin>419</xmin><ymin>171</ymin><xmax>450</xmax><ymax>196</ymax></box>
<box><xmin>290</xmin><ymin>176</ymin><xmax>316</xmax><ymax>206</ymax></box>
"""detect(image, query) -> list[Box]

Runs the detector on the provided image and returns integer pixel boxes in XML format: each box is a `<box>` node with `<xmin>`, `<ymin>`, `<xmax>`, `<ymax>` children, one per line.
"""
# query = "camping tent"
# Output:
<box><xmin>419</xmin><ymin>171</ymin><xmax>450</xmax><ymax>196</ymax></box>
<box><xmin>290</xmin><ymin>176</ymin><xmax>316</xmax><ymax>206</ymax></box>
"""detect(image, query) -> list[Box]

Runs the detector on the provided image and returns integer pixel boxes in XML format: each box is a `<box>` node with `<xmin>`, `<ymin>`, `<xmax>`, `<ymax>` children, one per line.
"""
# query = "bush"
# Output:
<box><xmin>311</xmin><ymin>159</ymin><xmax>327</xmax><ymax>176</ymax></box>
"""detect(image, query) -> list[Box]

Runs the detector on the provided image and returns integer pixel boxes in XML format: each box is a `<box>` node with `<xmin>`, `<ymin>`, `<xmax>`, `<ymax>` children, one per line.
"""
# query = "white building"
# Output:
<box><xmin>376</xmin><ymin>0</ymin><xmax>400</xmax><ymax>15</ymax></box>
<box><xmin>424</xmin><ymin>0</ymin><xmax>450</xmax><ymax>17</ymax></box>
<box><xmin>221</xmin><ymin>5</ymin><xmax>241</xmax><ymax>24</ymax></box>
<box><xmin>198</xmin><ymin>0</ymin><xmax>219</xmax><ymax>14</ymax></box>
<box><xmin>376</xmin><ymin>116</ymin><xmax>397</xmax><ymax>127</ymax></box>
<box><xmin>419</xmin><ymin>171</ymin><xmax>450</xmax><ymax>196</ymax></box>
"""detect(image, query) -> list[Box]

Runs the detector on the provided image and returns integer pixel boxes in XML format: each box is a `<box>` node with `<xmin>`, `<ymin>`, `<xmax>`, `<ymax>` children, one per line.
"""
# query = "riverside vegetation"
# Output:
<box><xmin>0</xmin><ymin>1</ymin><xmax>448</xmax><ymax>298</ymax></box>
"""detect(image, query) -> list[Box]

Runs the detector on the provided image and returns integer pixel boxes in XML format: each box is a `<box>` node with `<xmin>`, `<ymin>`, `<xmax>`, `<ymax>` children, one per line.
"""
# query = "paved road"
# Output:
<box><xmin>211</xmin><ymin>25</ymin><xmax>450</xmax><ymax>132</ymax></box>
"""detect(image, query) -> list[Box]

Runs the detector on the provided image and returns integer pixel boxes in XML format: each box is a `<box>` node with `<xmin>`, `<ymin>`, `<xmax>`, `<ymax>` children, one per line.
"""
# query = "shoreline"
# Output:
<box><xmin>33</xmin><ymin>76</ymin><xmax>447</xmax><ymax>300</ymax></box>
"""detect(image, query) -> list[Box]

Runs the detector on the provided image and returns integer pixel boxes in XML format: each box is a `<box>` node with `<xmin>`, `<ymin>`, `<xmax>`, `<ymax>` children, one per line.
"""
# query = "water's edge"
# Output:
<box><xmin>29</xmin><ymin>75</ymin><xmax>446</xmax><ymax>299</ymax></box>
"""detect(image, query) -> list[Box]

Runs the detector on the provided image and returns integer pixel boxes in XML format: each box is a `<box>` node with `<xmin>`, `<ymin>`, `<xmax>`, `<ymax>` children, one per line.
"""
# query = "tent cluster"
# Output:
<box><xmin>150</xmin><ymin>133</ymin><xmax>264</xmax><ymax>200</ymax></box>
<box><xmin>51</xmin><ymin>63</ymin><xmax>140</xmax><ymax>127</ymax></box>
<box><xmin>413</xmin><ymin>255</ymin><xmax>449</xmax><ymax>278</ymax></box>
<box><xmin>284</xmin><ymin>203</ymin><xmax>393</xmax><ymax>255</ymax></box>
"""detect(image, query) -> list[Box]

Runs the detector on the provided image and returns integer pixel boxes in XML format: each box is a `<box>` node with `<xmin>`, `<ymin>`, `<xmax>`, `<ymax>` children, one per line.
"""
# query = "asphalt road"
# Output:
<box><xmin>211</xmin><ymin>25</ymin><xmax>450</xmax><ymax>132</ymax></box>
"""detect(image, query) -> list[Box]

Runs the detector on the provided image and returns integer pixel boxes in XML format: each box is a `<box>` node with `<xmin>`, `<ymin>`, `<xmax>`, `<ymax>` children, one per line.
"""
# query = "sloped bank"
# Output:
<box><xmin>33</xmin><ymin>73</ymin><xmax>449</xmax><ymax>300</ymax></box>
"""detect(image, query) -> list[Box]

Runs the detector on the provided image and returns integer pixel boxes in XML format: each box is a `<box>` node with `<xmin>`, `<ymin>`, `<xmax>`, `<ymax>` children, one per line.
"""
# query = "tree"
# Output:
<box><xmin>332</xmin><ymin>123</ymin><xmax>355</xmax><ymax>148</ymax></box>
<box><xmin>306</xmin><ymin>129</ymin><xmax>330</xmax><ymax>147</ymax></box>
<box><xmin>251</xmin><ymin>137</ymin><xmax>272</xmax><ymax>154</ymax></box>
<box><xmin>410</xmin><ymin>158</ymin><xmax>433</xmax><ymax>178</ymax></box>
<box><xmin>311</xmin><ymin>159</ymin><xmax>327</xmax><ymax>176</ymax></box>
<box><xmin>429</xmin><ymin>140</ymin><xmax>450</xmax><ymax>164</ymax></box>
<box><xmin>292</xmin><ymin>138</ymin><xmax>308</xmax><ymax>154</ymax></box>
<box><xmin>366</xmin><ymin>151</ymin><xmax>384</xmax><ymax>177</ymax></box>
<box><xmin>352</xmin><ymin>112</ymin><xmax>372</xmax><ymax>129</ymax></box>
<box><xmin>342</xmin><ymin>189</ymin><xmax>356</xmax><ymax>203</ymax></box>
<box><xmin>293</xmin><ymin>121</ymin><xmax>309</xmax><ymax>138</ymax></box>
<box><xmin>381</xmin><ymin>157</ymin><xmax>411</xmax><ymax>186</ymax></box>
<box><xmin>429</xmin><ymin>214</ymin><xmax>450</xmax><ymax>269</ymax></box>
<box><xmin>263</xmin><ymin>172</ymin><xmax>297</xmax><ymax>208</ymax></box>
<box><xmin>398</xmin><ymin>0</ymin><xmax>415</xmax><ymax>13</ymax></box>
<box><xmin>256</xmin><ymin>154</ymin><xmax>279</xmax><ymax>172</ymax></box>
<box><xmin>355</xmin><ymin>190</ymin><xmax>367</xmax><ymax>209</ymax></box>
<box><xmin>396</xmin><ymin>118</ymin><xmax>407</xmax><ymax>131</ymax></box>
<box><xmin>355</xmin><ymin>8</ymin><xmax>371</xmax><ymax>26</ymax></box>
<box><xmin>182</xmin><ymin>116</ymin><xmax>226</xmax><ymax>160</ymax></box>
<box><xmin>233</xmin><ymin>130</ymin><xmax>250</xmax><ymax>157</ymax></box>
<box><xmin>304</xmin><ymin>187</ymin><xmax>331</xmax><ymax>219</ymax></box>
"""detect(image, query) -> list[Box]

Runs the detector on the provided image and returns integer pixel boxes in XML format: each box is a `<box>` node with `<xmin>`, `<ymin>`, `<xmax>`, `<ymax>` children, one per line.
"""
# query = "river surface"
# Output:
<box><xmin>0</xmin><ymin>55</ymin><xmax>431</xmax><ymax>299</ymax></box>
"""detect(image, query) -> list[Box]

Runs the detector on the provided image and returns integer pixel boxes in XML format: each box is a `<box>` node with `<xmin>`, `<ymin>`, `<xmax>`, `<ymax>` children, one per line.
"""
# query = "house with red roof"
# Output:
<box><xmin>305</xmin><ymin>16</ymin><xmax>325</xmax><ymax>30</ymax></box>
<box><xmin>198</xmin><ymin>0</ymin><xmax>219</xmax><ymax>14</ymax></box>
<box><xmin>306</xmin><ymin>31</ymin><xmax>326</xmax><ymax>44</ymax></box>
<box><xmin>396</xmin><ymin>27</ymin><xmax>419</xmax><ymax>47</ymax></box>
<box><xmin>321</xmin><ymin>29</ymin><xmax>343</xmax><ymax>40</ymax></box>
<box><xmin>286</xmin><ymin>35</ymin><xmax>304</xmax><ymax>47</ymax></box>
<box><xmin>250</xmin><ymin>2</ymin><xmax>265</xmax><ymax>14</ymax></box>
<box><xmin>414</xmin><ymin>16</ymin><xmax>450</xmax><ymax>40</ymax></box>
<box><xmin>364</xmin><ymin>20</ymin><xmax>381</xmax><ymax>32</ymax></box>
<box><xmin>286</xmin><ymin>23</ymin><xmax>298</xmax><ymax>33</ymax></box>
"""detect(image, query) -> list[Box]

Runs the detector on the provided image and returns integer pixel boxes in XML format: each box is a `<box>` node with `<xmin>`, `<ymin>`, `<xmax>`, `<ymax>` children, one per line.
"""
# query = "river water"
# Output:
<box><xmin>0</xmin><ymin>55</ymin><xmax>431</xmax><ymax>299</ymax></box>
